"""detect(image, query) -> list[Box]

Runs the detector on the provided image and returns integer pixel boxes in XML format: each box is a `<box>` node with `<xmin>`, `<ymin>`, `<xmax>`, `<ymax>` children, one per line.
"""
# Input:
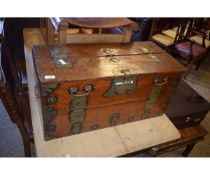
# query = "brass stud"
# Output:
<box><xmin>68</xmin><ymin>86</ymin><xmax>78</xmax><ymax>94</ymax></box>
<box><xmin>84</xmin><ymin>84</ymin><xmax>93</xmax><ymax>92</ymax></box>
<box><xmin>90</xmin><ymin>124</ymin><xmax>100</xmax><ymax>131</ymax></box>
<box><xmin>47</xmin><ymin>96</ymin><xmax>57</xmax><ymax>104</ymax></box>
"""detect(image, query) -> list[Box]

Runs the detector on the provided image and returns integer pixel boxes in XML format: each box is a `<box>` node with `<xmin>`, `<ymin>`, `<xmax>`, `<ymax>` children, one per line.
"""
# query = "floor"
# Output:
<box><xmin>0</xmin><ymin>57</ymin><xmax>210</xmax><ymax>157</ymax></box>
<box><xmin>0</xmin><ymin>101</ymin><xmax>24</xmax><ymax>157</ymax></box>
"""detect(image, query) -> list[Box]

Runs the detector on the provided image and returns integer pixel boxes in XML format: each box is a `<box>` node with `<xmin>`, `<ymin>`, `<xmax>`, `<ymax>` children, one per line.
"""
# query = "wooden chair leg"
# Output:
<box><xmin>16</xmin><ymin>120</ymin><xmax>31</xmax><ymax>157</ymax></box>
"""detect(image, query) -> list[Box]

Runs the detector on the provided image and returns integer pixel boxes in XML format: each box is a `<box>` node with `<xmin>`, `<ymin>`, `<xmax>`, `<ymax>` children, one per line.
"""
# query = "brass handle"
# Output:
<box><xmin>68</xmin><ymin>85</ymin><xmax>93</xmax><ymax>97</ymax></box>
<box><xmin>71</xmin><ymin>91</ymin><xmax>91</xmax><ymax>97</ymax></box>
<box><xmin>154</xmin><ymin>77</ymin><xmax>168</xmax><ymax>86</ymax></box>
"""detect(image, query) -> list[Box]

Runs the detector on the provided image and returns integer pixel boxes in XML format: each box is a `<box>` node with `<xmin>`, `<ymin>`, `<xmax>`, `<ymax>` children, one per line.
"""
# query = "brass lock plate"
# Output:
<box><xmin>104</xmin><ymin>74</ymin><xmax>138</xmax><ymax>97</ymax></box>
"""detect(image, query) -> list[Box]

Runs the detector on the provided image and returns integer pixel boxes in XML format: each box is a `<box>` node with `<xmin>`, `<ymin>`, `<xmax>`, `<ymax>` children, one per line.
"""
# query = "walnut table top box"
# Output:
<box><xmin>32</xmin><ymin>41</ymin><xmax>187</xmax><ymax>140</ymax></box>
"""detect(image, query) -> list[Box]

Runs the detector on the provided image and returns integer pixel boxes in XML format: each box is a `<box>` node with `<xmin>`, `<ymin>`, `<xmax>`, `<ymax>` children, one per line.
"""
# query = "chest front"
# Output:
<box><xmin>33</xmin><ymin>41</ymin><xmax>187</xmax><ymax>140</ymax></box>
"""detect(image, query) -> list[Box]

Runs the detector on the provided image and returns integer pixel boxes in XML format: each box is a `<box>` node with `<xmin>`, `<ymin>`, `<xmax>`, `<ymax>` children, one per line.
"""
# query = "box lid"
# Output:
<box><xmin>32</xmin><ymin>41</ymin><xmax>187</xmax><ymax>83</ymax></box>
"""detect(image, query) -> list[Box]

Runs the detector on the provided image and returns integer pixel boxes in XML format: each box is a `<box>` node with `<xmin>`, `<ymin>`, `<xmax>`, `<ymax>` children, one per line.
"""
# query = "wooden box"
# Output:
<box><xmin>32</xmin><ymin>41</ymin><xmax>187</xmax><ymax>140</ymax></box>
<box><xmin>40</xmin><ymin>18</ymin><xmax>138</xmax><ymax>44</ymax></box>
<box><xmin>166</xmin><ymin>80</ymin><xmax>210</xmax><ymax>129</ymax></box>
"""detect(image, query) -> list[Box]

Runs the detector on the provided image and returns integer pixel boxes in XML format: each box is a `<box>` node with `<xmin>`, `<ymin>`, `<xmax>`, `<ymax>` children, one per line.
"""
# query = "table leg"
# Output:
<box><xmin>182</xmin><ymin>143</ymin><xmax>196</xmax><ymax>157</ymax></box>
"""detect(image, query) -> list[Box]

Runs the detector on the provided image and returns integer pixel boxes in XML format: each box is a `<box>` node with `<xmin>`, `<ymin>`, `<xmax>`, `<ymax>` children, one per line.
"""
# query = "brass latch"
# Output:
<box><xmin>104</xmin><ymin>68</ymin><xmax>138</xmax><ymax>97</ymax></box>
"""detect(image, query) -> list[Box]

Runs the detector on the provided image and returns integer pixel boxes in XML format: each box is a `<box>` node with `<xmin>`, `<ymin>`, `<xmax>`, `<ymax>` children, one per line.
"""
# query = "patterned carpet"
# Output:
<box><xmin>0</xmin><ymin>101</ymin><xmax>24</xmax><ymax>157</ymax></box>
<box><xmin>0</xmin><ymin>58</ymin><xmax>210</xmax><ymax>157</ymax></box>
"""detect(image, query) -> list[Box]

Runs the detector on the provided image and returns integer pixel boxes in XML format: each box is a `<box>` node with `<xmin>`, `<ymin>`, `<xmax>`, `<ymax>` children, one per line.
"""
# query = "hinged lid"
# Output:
<box><xmin>32</xmin><ymin>41</ymin><xmax>187</xmax><ymax>83</ymax></box>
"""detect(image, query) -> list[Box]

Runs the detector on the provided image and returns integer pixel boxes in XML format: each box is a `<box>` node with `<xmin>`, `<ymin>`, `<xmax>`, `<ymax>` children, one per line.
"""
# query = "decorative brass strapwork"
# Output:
<box><xmin>109</xmin><ymin>113</ymin><xmax>120</xmax><ymax>126</ymax></box>
<box><xmin>71</xmin><ymin>123</ymin><xmax>83</xmax><ymax>135</ymax></box>
<box><xmin>41</xmin><ymin>83</ymin><xmax>58</xmax><ymax>97</ymax></box>
<box><xmin>68</xmin><ymin>84</ymin><xmax>93</xmax><ymax>134</ymax></box>
<box><xmin>50</xmin><ymin>46</ymin><xmax>72</xmax><ymax>68</ymax></box>
<box><xmin>42</xmin><ymin>106</ymin><xmax>57</xmax><ymax>122</ymax></box>
<box><xmin>100</xmin><ymin>48</ymin><xmax>120</xmax><ymax>64</ymax></box>
<box><xmin>42</xmin><ymin>106</ymin><xmax>57</xmax><ymax>139</ymax></box>
<box><xmin>142</xmin><ymin>76</ymin><xmax>169</xmax><ymax>119</ymax></box>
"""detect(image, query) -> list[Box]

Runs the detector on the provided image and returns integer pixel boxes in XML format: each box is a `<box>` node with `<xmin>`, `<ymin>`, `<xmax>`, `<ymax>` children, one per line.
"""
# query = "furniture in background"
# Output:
<box><xmin>150</xmin><ymin>18</ymin><xmax>179</xmax><ymax>51</ymax></box>
<box><xmin>40</xmin><ymin>18</ymin><xmax>138</xmax><ymax>44</ymax></box>
<box><xmin>151</xmin><ymin>18</ymin><xmax>209</xmax><ymax>71</ymax></box>
<box><xmin>0</xmin><ymin>20</ymin><xmax>33</xmax><ymax>157</ymax></box>
<box><xmin>166</xmin><ymin>80</ymin><xmax>210</xmax><ymax>129</ymax></box>
<box><xmin>189</xmin><ymin>18</ymin><xmax>210</xmax><ymax>49</ymax></box>
<box><xmin>2</xmin><ymin>18</ymin><xmax>40</xmax><ymax>133</ymax></box>
<box><xmin>147</xmin><ymin>125</ymin><xmax>208</xmax><ymax>157</ymax></box>
<box><xmin>122</xmin><ymin>125</ymin><xmax>208</xmax><ymax>157</ymax></box>
<box><xmin>172</xmin><ymin>19</ymin><xmax>208</xmax><ymax>71</ymax></box>
<box><xmin>130</xmin><ymin>18</ymin><xmax>153</xmax><ymax>41</ymax></box>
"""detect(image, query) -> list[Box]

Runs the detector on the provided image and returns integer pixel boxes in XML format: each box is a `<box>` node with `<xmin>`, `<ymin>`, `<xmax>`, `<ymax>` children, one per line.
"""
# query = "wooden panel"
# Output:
<box><xmin>44</xmin><ymin>115</ymin><xmax>181</xmax><ymax>157</ymax></box>
<box><xmin>48</xmin><ymin>100</ymin><xmax>146</xmax><ymax>138</ymax></box>
<box><xmin>66</xmin><ymin>41</ymin><xmax>166</xmax><ymax>55</ymax></box>
<box><xmin>24</xmin><ymin>28</ymin><xmax>181</xmax><ymax>157</ymax></box>
<box><xmin>66</xmin><ymin>33</ymin><xmax>126</xmax><ymax>44</ymax></box>
<box><xmin>41</xmin><ymin>74</ymin><xmax>154</xmax><ymax>109</ymax></box>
